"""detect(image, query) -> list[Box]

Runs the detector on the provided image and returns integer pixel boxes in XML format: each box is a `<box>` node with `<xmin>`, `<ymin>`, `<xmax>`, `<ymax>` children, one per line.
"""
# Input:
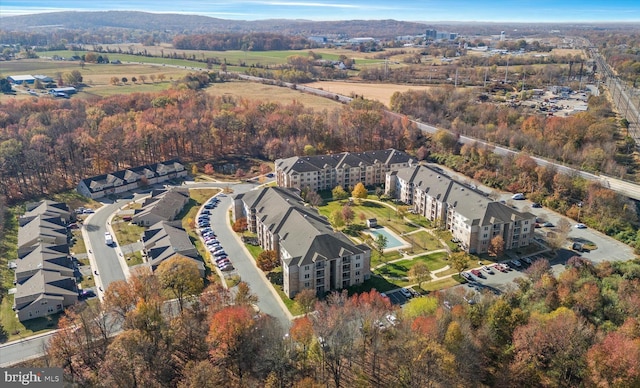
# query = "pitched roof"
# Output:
<box><xmin>275</xmin><ymin>148</ymin><xmax>413</xmax><ymax>174</ymax></box>
<box><xmin>18</xmin><ymin>216</ymin><xmax>67</xmax><ymax>248</ymax></box>
<box><xmin>79</xmin><ymin>160</ymin><xmax>185</xmax><ymax>194</ymax></box>
<box><xmin>142</xmin><ymin>221</ymin><xmax>204</xmax><ymax>273</ymax></box>
<box><xmin>240</xmin><ymin>187</ymin><xmax>367</xmax><ymax>267</ymax></box>
<box><xmin>15</xmin><ymin>243</ymin><xmax>72</xmax><ymax>278</ymax></box>
<box><xmin>14</xmin><ymin>269</ymin><xmax>77</xmax><ymax>301</ymax></box>
<box><xmin>133</xmin><ymin>188</ymin><xmax>189</xmax><ymax>222</ymax></box>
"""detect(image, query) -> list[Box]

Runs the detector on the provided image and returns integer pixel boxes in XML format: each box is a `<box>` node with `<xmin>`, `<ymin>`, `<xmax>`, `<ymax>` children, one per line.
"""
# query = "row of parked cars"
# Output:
<box><xmin>198</xmin><ymin>197</ymin><xmax>234</xmax><ymax>272</ymax></box>
<box><xmin>463</xmin><ymin>255</ymin><xmax>545</xmax><ymax>281</ymax></box>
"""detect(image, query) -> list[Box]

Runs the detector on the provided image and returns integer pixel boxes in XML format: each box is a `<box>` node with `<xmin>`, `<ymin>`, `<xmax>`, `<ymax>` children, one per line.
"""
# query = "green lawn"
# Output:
<box><xmin>374</xmin><ymin>251</ymin><xmax>449</xmax><ymax>286</ymax></box>
<box><xmin>70</xmin><ymin>230</ymin><xmax>86</xmax><ymax>255</ymax></box>
<box><xmin>419</xmin><ymin>277</ymin><xmax>462</xmax><ymax>292</ymax></box>
<box><xmin>317</xmin><ymin>199</ymin><xmax>418</xmax><ymax>236</ymax></box>
<box><xmin>245</xmin><ymin>244</ymin><xmax>263</xmax><ymax>261</ymax></box>
<box><xmin>0</xmin><ymin>296</ymin><xmax>61</xmax><ymax>342</ymax></box>
<box><xmin>370</xmin><ymin>251</ymin><xmax>403</xmax><ymax>268</ymax></box>
<box><xmin>402</xmin><ymin>230</ymin><xmax>444</xmax><ymax>252</ymax></box>
<box><xmin>189</xmin><ymin>188</ymin><xmax>221</xmax><ymax>205</ymax></box>
<box><xmin>111</xmin><ymin>221</ymin><xmax>145</xmax><ymax>246</ymax></box>
<box><xmin>347</xmin><ymin>274</ymin><xmax>398</xmax><ymax>295</ymax></box>
<box><xmin>125</xmin><ymin>251</ymin><xmax>144</xmax><ymax>267</ymax></box>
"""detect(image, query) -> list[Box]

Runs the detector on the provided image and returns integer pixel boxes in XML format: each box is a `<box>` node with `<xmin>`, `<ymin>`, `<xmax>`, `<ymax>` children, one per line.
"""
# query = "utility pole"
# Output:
<box><xmin>504</xmin><ymin>56</ymin><xmax>509</xmax><ymax>83</ymax></box>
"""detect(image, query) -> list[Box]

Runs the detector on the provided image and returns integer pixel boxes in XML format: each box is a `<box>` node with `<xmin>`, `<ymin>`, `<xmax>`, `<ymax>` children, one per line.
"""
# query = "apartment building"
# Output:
<box><xmin>275</xmin><ymin>149</ymin><xmax>415</xmax><ymax>192</ymax></box>
<box><xmin>387</xmin><ymin>165</ymin><xmax>536</xmax><ymax>254</ymax></box>
<box><xmin>232</xmin><ymin>187</ymin><xmax>371</xmax><ymax>298</ymax></box>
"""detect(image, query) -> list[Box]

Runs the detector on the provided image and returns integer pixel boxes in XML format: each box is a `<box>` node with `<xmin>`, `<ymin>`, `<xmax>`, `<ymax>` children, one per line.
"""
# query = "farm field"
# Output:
<box><xmin>305</xmin><ymin>80</ymin><xmax>436</xmax><ymax>107</ymax></box>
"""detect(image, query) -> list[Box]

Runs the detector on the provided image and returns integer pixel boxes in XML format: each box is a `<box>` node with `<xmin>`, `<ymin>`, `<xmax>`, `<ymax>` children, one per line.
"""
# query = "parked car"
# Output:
<box><xmin>215</xmin><ymin>256</ymin><xmax>228</xmax><ymax>263</ymax></box>
<box><xmin>575</xmin><ymin>223</ymin><xmax>587</xmax><ymax>229</ymax></box>
<box><xmin>461</xmin><ymin>272</ymin><xmax>473</xmax><ymax>281</ymax></box>
<box><xmin>532</xmin><ymin>202</ymin><xmax>542</xmax><ymax>208</ymax></box>
<box><xmin>201</xmin><ymin>210</ymin><xmax>210</xmax><ymax>215</ymax></box>
<box><xmin>542</xmin><ymin>222</ymin><xmax>554</xmax><ymax>227</ymax></box>
<box><xmin>83</xmin><ymin>208</ymin><xmax>95</xmax><ymax>214</ymax></box>
<box><xmin>219</xmin><ymin>264</ymin><xmax>234</xmax><ymax>271</ymax></box>
<box><xmin>400</xmin><ymin>288</ymin><xmax>412</xmax><ymax>299</ymax></box>
<box><xmin>214</xmin><ymin>250</ymin><xmax>227</xmax><ymax>257</ymax></box>
<box><xmin>522</xmin><ymin>257</ymin><xmax>533</xmax><ymax>265</ymax></box>
<box><xmin>512</xmin><ymin>193</ymin><xmax>525</xmax><ymax>200</ymax></box>
<box><xmin>510</xmin><ymin>259</ymin><xmax>522</xmax><ymax>267</ymax></box>
<box><xmin>493</xmin><ymin>263</ymin><xmax>508</xmax><ymax>273</ymax></box>
<box><xmin>482</xmin><ymin>265</ymin><xmax>494</xmax><ymax>274</ymax></box>
<box><xmin>471</xmin><ymin>269</ymin><xmax>484</xmax><ymax>278</ymax></box>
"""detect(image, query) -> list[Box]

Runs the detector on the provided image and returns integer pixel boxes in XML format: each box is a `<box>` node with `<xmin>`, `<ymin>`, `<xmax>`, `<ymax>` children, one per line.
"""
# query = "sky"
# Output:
<box><xmin>1</xmin><ymin>0</ymin><xmax>639</xmax><ymax>22</ymax></box>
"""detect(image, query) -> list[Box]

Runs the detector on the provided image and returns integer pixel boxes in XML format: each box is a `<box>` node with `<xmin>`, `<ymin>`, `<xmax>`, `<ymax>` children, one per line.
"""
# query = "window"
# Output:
<box><xmin>304</xmin><ymin>274</ymin><xmax>310</xmax><ymax>279</ymax></box>
<box><xmin>355</xmin><ymin>263</ymin><xmax>360</xmax><ymax>268</ymax></box>
<box><xmin>304</xmin><ymin>265</ymin><xmax>309</xmax><ymax>271</ymax></box>
<box><xmin>355</xmin><ymin>271</ymin><xmax>360</xmax><ymax>276</ymax></box>
<box><xmin>305</xmin><ymin>282</ymin><xmax>310</xmax><ymax>287</ymax></box>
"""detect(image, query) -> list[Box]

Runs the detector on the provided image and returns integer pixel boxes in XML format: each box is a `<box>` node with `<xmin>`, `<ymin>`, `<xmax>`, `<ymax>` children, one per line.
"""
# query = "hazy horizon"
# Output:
<box><xmin>1</xmin><ymin>0</ymin><xmax>639</xmax><ymax>23</ymax></box>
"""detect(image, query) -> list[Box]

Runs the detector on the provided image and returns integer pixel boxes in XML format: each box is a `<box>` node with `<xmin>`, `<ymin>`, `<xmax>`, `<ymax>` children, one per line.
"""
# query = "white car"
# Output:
<box><xmin>511</xmin><ymin>193</ymin><xmax>525</xmax><ymax>200</ymax></box>
<box><xmin>399</xmin><ymin>288</ymin><xmax>413</xmax><ymax>298</ymax></box>
<box><xmin>482</xmin><ymin>265</ymin><xmax>494</xmax><ymax>274</ymax></box>
<box><xmin>386</xmin><ymin>314</ymin><xmax>398</xmax><ymax>326</ymax></box>
<box><xmin>575</xmin><ymin>223</ymin><xmax>587</xmax><ymax>229</ymax></box>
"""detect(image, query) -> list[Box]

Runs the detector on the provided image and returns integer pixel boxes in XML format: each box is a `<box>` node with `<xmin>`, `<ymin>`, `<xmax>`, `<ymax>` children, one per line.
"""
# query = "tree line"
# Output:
<box><xmin>172</xmin><ymin>33</ymin><xmax>312</xmax><ymax>51</ymax></box>
<box><xmin>0</xmin><ymin>89</ymin><xmax>423</xmax><ymax>203</ymax></box>
<box><xmin>43</xmin><ymin>254</ymin><xmax>640</xmax><ymax>387</ymax></box>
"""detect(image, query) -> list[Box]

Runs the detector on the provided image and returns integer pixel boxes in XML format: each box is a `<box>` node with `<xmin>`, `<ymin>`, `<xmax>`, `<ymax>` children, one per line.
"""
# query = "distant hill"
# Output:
<box><xmin>0</xmin><ymin>11</ymin><xmax>431</xmax><ymax>38</ymax></box>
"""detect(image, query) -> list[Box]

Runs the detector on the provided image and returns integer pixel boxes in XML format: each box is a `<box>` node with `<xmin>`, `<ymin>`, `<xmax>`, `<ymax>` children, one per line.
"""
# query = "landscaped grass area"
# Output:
<box><xmin>317</xmin><ymin>199</ymin><xmax>418</xmax><ymax>236</ymax></box>
<box><xmin>70</xmin><ymin>230</ymin><xmax>87</xmax><ymax>255</ymax></box>
<box><xmin>0</xmin><ymin>295</ymin><xmax>62</xmax><ymax>342</ymax></box>
<box><xmin>245</xmin><ymin>244</ymin><xmax>263</xmax><ymax>261</ymax></box>
<box><xmin>78</xmin><ymin>271</ymin><xmax>96</xmax><ymax>289</ymax></box>
<box><xmin>111</xmin><ymin>221</ymin><xmax>145</xmax><ymax>246</ymax></box>
<box><xmin>374</xmin><ymin>251</ymin><xmax>450</xmax><ymax>287</ymax></box>
<box><xmin>189</xmin><ymin>188</ymin><xmax>221</xmax><ymax>205</ymax></box>
<box><xmin>402</xmin><ymin>230</ymin><xmax>444</xmax><ymax>252</ymax></box>
<box><xmin>347</xmin><ymin>274</ymin><xmax>398</xmax><ymax>295</ymax></box>
<box><xmin>370</xmin><ymin>251</ymin><xmax>403</xmax><ymax>268</ymax></box>
<box><xmin>124</xmin><ymin>251</ymin><xmax>144</xmax><ymax>267</ymax></box>
<box><xmin>419</xmin><ymin>277</ymin><xmax>462</xmax><ymax>292</ymax></box>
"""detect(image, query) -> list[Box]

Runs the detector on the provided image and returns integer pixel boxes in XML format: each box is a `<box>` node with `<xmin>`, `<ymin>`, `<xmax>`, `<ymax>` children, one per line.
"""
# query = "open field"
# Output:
<box><xmin>205</xmin><ymin>80</ymin><xmax>342</xmax><ymax>109</ymax></box>
<box><xmin>305</xmin><ymin>80</ymin><xmax>436</xmax><ymax>107</ymax></box>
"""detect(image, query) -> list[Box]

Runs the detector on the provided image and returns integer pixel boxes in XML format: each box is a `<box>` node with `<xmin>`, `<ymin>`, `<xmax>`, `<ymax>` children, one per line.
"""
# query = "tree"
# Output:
<box><xmin>306</xmin><ymin>190</ymin><xmax>323</xmax><ymax>207</ymax></box>
<box><xmin>586</xmin><ymin>331</ymin><xmax>640</xmax><ymax>387</ymax></box>
<box><xmin>156</xmin><ymin>256</ymin><xmax>204</xmax><ymax>313</ymax></box>
<box><xmin>234</xmin><ymin>281</ymin><xmax>258</xmax><ymax>306</ymax></box>
<box><xmin>139</xmin><ymin>75</ymin><xmax>147</xmax><ymax>83</ymax></box>
<box><xmin>294</xmin><ymin>289</ymin><xmax>317</xmax><ymax>315</ymax></box>
<box><xmin>403</xmin><ymin>296</ymin><xmax>438</xmax><ymax>319</ymax></box>
<box><xmin>450</xmin><ymin>251</ymin><xmax>470</xmax><ymax>276</ymax></box>
<box><xmin>352</xmin><ymin>182</ymin><xmax>368</xmax><ymax>202</ymax></box>
<box><xmin>64</xmin><ymin>70</ymin><xmax>83</xmax><ymax>86</ymax></box>
<box><xmin>232</xmin><ymin>217</ymin><xmax>248</xmax><ymax>232</ymax></box>
<box><xmin>191</xmin><ymin>164</ymin><xmax>199</xmax><ymax>175</ymax></box>
<box><xmin>149</xmin><ymin>74</ymin><xmax>156</xmax><ymax>83</ymax></box>
<box><xmin>374</xmin><ymin>234</ymin><xmax>388</xmax><ymax>255</ymax></box>
<box><xmin>121</xmin><ymin>77</ymin><xmax>128</xmax><ymax>84</ymax></box>
<box><xmin>408</xmin><ymin>262</ymin><xmax>431</xmax><ymax>289</ymax></box>
<box><xmin>131</xmin><ymin>76</ymin><xmax>137</xmax><ymax>83</ymax></box>
<box><xmin>375</xmin><ymin>186</ymin><xmax>384</xmax><ymax>199</ymax></box>
<box><xmin>332</xmin><ymin>185</ymin><xmax>349</xmax><ymax>200</ymax></box>
<box><xmin>330</xmin><ymin>209</ymin><xmax>345</xmax><ymax>228</ymax></box>
<box><xmin>341</xmin><ymin>204</ymin><xmax>354</xmax><ymax>225</ymax></box>
<box><xmin>488</xmin><ymin>235</ymin><xmax>505</xmax><ymax>257</ymax></box>
<box><xmin>203</xmin><ymin>163</ymin><xmax>215</xmax><ymax>175</ymax></box>
<box><xmin>257</xmin><ymin>250</ymin><xmax>280</xmax><ymax>272</ymax></box>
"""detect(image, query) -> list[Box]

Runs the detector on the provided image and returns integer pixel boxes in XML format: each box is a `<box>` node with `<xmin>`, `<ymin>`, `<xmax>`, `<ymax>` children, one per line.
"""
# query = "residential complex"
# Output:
<box><xmin>386</xmin><ymin>165</ymin><xmax>536</xmax><ymax>254</ymax></box>
<box><xmin>141</xmin><ymin>221</ymin><xmax>205</xmax><ymax>277</ymax></box>
<box><xmin>232</xmin><ymin>187</ymin><xmax>371</xmax><ymax>298</ymax></box>
<box><xmin>77</xmin><ymin>159</ymin><xmax>187</xmax><ymax>199</ymax></box>
<box><xmin>13</xmin><ymin>201</ymin><xmax>77</xmax><ymax>322</ymax></box>
<box><xmin>133</xmin><ymin>188</ymin><xmax>190</xmax><ymax>226</ymax></box>
<box><xmin>275</xmin><ymin>148</ymin><xmax>415</xmax><ymax>192</ymax></box>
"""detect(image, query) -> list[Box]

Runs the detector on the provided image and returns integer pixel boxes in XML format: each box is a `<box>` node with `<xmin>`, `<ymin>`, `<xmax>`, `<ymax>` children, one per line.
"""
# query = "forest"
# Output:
<box><xmin>44</xmin><ymin>255</ymin><xmax>640</xmax><ymax>387</ymax></box>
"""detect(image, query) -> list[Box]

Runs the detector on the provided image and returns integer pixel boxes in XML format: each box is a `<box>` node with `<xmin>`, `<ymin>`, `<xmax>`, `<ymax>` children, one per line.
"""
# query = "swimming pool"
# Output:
<box><xmin>367</xmin><ymin>227</ymin><xmax>407</xmax><ymax>250</ymax></box>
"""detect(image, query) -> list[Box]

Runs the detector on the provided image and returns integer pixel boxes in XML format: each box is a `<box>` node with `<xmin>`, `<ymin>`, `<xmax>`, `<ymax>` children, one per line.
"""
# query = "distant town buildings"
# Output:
<box><xmin>275</xmin><ymin>149</ymin><xmax>414</xmax><ymax>192</ymax></box>
<box><xmin>386</xmin><ymin>165</ymin><xmax>536</xmax><ymax>254</ymax></box>
<box><xmin>232</xmin><ymin>187</ymin><xmax>371</xmax><ymax>298</ymax></box>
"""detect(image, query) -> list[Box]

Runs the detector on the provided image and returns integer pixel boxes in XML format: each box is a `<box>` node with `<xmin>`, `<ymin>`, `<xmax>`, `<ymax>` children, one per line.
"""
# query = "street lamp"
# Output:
<box><xmin>577</xmin><ymin>202</ymin><xmax>583</xmax><ymax>222</ymax></box>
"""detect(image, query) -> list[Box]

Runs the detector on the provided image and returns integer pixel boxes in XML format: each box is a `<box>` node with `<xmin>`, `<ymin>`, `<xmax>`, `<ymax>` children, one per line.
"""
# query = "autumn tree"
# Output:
<box><xmin>294</xmin><ymin>288</ymin><xmax>317</xmax><ymax>315</ymax></box>
<box><xmin>330</xmin><ymin>208</ymin><xmax>345</xmax><ymax>228</ymax></box>
<box><xmin>408</xmin><ymin>261</ymin><xmax>431</xmax><ymax>289</ymax></box>
<box><xmin>156</xmin><ymin>255</ymin><xmax>204</xmax><ymax>313</ymax></box>
<box><xmin>305</xmin><ymin>190</ymin><xmax>323</xmax><ymax>207</ymax></box>
<box><xmin>203</xmin><ymin>163</ymin><xmax>215</xmax><ymax>175</ymax></box>
<box><xmin>191</xmin><ymin>164</ymin><xmax>199</xmax><ymax>175</ymax></box>
<box><xmin>450</xmin><ymin>251</ymin><xmax>470</xmax><ymax>276</ymax></box>
<box><xmin>257</xmin><ymin>250</ymin><xmax>280</xmax><ymax>272</ymax></box>
<box><xmin>208</xmin><ymin>305</ymin><xmax>258</xmax><ymax>382</ymax></box>
<box><xmin>488</xmin><ymin>235</ymin><xmax>505</xmax><ymax>257</ymax></box>
<box><xmin>232</xmin><ymin>217</ymin><xmax>248</xmax><ymax>232</ymax></box>
<box><xmin>341</xmin><ymin>204</ymin><xmax>354</xmax><ymax>225</ymax></box>
<box><xmin>352</xmin><ymin>182</ymin><xmax>368</xmax><ymax>202</ymax></box>
<box><xmin>234</xmin><ymin>281</ymin><xmax>258</xmax><ymax>306</ymax></box>
<box><xmin>110</xmin><ymin>76</ymin><xmax>120</xmax><ymax>85</ymax></box>
<box><xmin>332</xmin><ymin>185</ymin><xmax>349</xmax><ymax>200</ymax></box>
